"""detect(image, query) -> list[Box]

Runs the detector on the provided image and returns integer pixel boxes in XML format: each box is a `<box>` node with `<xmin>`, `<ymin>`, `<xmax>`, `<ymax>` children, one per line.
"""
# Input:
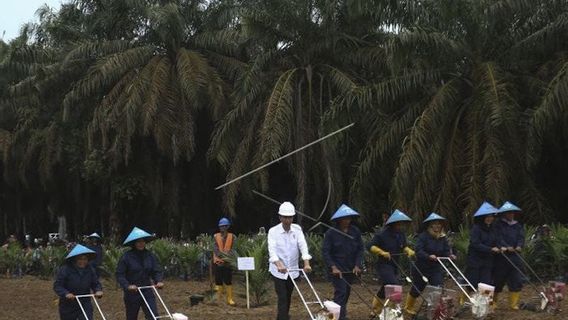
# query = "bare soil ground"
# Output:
<box><xmin>0</xmin><ymin>276</ymin><xmax>564</xmax><ymax>320</ymax></box>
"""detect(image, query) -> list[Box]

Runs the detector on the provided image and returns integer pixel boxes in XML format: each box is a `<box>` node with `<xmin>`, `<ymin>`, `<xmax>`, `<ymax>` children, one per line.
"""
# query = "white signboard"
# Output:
<box><xmin>237</xmin><ymin>257</ymin><xmax>255</xmax><ymax>271</ymax></box>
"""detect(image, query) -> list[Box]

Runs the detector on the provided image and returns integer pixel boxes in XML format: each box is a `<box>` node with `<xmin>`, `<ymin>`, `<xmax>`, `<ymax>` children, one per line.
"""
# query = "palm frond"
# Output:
<box><xmin>0</xmin><ymin>129</ymin><xmax>11</xmax><ymax>156</ymax></box>
<box><xmin>142</xmin><ymin>56</ymin><xmax>171</xmax><ymax>134</ymax></box>
<box><xmin>176</xmin><ymin>48</ymin><xmax>224</xmax><ymax>115</ymax></box>
<box><xmin>390</xmin><ymin>80</ymin><xmax>461</xmax><ymax>213</ymax></box>
<box><xmin>513</xmin><ymin>12</ymin><xmax>568</xmax><ymax>54</ymax></box>
<box><xmin>434</xmin><ymin>106</ymin><xmax>466</xmax><ymax>225</ymax></box>
<box><xmin>194</xmin><ymin>30</ymin><xmax>243</xmax><ymax>56</ymax></box>
<box><xmin>63</xmin><ymin>45</ymin><xmax>155</xmax><ymax>118</ymax></box>
<box><xmin>355</xmin><ymin>69</ymin><xmax>442</xmax><ymax>112</ymax></box>
<box><xmin>258</xmin><ymin>68</ymin><xmax>298</xmax><ymax>162</ymax></box>
<box><xmin>62</xmin><ymin>40</ymin><xmax>132</xmax><ymax>67</ymax></box>
<box><xmin>526</xmin><ymin>60</ymin><xmax>568</xmax><ymax>169</ymax></box>
<box><xmin>459</xmin><ymin>107</ymin><xmax>485</xmax><ymax>219</ymax></box>
<box><xmin>350</xmin><ymin>103</ymin><xmax>422</xmax><ymax>208</ymax></box>
<box><xmin>222</xmin><ymin>109</ymin><xmax>264</xmax><ymax>216</ymax></box>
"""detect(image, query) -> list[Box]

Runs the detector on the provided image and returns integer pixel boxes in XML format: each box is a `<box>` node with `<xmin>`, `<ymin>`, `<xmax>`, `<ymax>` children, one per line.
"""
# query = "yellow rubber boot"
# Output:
<box><xmin>404</xmin><ymin>294</ymin><xmax>417</xmax><ymax>315</ymax></box>
<box><xmin>509</xmin><ymin>292</ymin><xmax>520</xmax><ymax>310</ymax></box>
<box><xmin>215</xmin><ymin>285</ymin><xmax>223</xmax><ymax>302</ymax></box>
<box><xmin>371</xmin><ymin>297</ymin><xmax>384</xmax><ymax>318</ymax></box>
<box><xmin>225</xmin><ymin>285</ymin><xmax>236</xmax><ymax>306</ymax></box>
<box><xmin>459</xmin><ymin>292</ymin><xmax>467</xmax><ymax>305</ymax></box>
<box><xmin>491</xmin><ymin>292</ymin><xmax>499</xmax><ymax>310</ymax></box>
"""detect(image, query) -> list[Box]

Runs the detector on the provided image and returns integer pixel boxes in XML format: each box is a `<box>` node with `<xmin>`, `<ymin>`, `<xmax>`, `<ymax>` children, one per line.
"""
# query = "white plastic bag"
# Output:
<box><xmin>323</xmin><ymin>300</ymin><xmax>340</xmax><ymax>319</ymax></box>
<box><xmin>172</xmin><ymin>313</ymin><xmax>188</xmax><ymax>320</ymax></box>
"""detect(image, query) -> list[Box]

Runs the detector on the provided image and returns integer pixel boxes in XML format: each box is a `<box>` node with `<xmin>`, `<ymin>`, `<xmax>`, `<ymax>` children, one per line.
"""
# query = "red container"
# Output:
<box><xmin>549</xmin><ymin>281</ymin><xmax>566</xmax><ymax>298</ymax></box>
<box><xmin>385</xmin><ymin>285</ymin><xmax>403</xmax><ymax>303</ymax></box>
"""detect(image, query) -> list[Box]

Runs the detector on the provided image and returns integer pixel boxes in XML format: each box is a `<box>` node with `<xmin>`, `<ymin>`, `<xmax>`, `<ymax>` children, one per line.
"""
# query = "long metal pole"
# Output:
<box><xmin>499</xmin><ymin>252</ymin><xmax>548</xmax><ymax>305</ymax></box>
<box><xmin>252</xmin><ymin>190</ymin><xmax>353</xmax><ymax>239</ymax></box>
<box><xmin>215</xmin><ymin>123</ymin><xmax>354</xmax><ymax>190</ymax></box>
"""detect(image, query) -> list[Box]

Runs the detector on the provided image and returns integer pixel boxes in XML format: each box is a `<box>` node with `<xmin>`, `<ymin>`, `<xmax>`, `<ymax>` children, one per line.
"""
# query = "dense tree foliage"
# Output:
<box><xmin>1</xmin><ymin>0</ymin><xmax>567</xmax><ymax>241</ymax></box>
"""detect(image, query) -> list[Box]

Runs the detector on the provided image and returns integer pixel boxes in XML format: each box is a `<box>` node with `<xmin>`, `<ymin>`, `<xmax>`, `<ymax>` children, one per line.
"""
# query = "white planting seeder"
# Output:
<box><xmin>287</xmin><ymin>268</ymin><xmax>338</xmax><ymax>320</ymax></box>
<box><xmin>437</xmin><ymin>257</ymin><xmax>491</xmax><ymax>319</ymax></box>
<box><xmin>421</xmin><ymin>285</ymin><xmax>458</xmax><ymax>320</ymax></box>
<box><xmin>500</xmin><ymin>251</ymin><xmax>565</xmax><ymax>313</ymax></box>
<box><xmin>75</xmin><ymin>294</ymin><xmax>108</xmax><ymax>320</ymax></box>
<box><xmin>378</xmin><ymin>285</ymin><xmax>404</xmax><ymax>320</ymax></box>
<box><xmin>138</xmin><ymin>285</ymin><xmax>188</xmax><ymax>320</ymax></box>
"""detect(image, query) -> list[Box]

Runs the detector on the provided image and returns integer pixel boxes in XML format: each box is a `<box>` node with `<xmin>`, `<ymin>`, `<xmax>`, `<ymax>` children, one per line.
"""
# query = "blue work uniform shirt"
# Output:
<box><xmin>54</xmin><ymin>262</ymin><xmax>102</xmax><ymax>318</ymax></box>
<box><xmin>467</xmin><ymin>223</ymin><xmax>500</xmax><ymax>267</ymax></box>
<box><xmin>415</xmin><ymin>231</ymin><xmax>451</xmax><ymax>270</ymax></box>
<box><xmin>496</xmin><ymin>219</ymin><xmax>524</xmax><ymax>249</ymax></box>
<box><xmin>54</xmin><ymin>263</ymin><xmax>102</xmax><ymax>297</ymax></box>
<box><xmin>367</xmin><ymin>226</ymin><xmax>407</xmax><ymax>268</ymax></box>
<box><xmin>322</xmin><ymin>224</ymin><xmax>364</xmax><ymax>274</ymax></box>
<box><xmin>116</xmin><ymin>249</ymin><xmax>163</xmax><ymax>291</ymax></box>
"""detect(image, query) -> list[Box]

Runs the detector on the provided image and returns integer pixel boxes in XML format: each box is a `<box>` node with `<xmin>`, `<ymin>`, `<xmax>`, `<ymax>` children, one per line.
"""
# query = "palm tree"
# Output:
<box><xmin>60</xmin><ymin>0</ymin><xmax>228</xmax><ymax>165</ymax></box>
<box><xmin>347</xmin><ymin>0</ymin><xmax>568</xmax><ymax>226</ymax></box>
<box><xmin>0</xmin><ymin>0</ymin><xmax>234</xmax><ymax>238</ymax></box>
<box><xmin>208</xmin><ymin>0</ymin><xmax>392</xmax><ymax>217</ymax></box>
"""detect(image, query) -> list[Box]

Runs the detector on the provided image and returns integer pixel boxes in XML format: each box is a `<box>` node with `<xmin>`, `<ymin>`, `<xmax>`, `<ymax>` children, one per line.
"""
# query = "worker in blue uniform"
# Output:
<box><xmin>116</xmin><ymin>227</ymin><xmax>164</xmax><ymax>320</ymax></box>
<box><xmin>367</xmin><ymin>209</ymin><xmax>415</xmax><ymax>317</ymax></box>
<box><xmin>54</xmin><ymin>244</ymin><xmax>103</xmax><ymax>320</ymax></box>
<box><xmin>404</xmin><ymin>212</ymin><xmax>455</xmax><ymax>315</ymax></box>
<box><xmin>463</xmin><ymin>201</ymin><xmax>502</xmax><ymax>304</ymax></box>
<box><xmin>493</xmin><ymin>201</ymin><xmax>524</xmax><ymax>310</ymax></box>
<box><xmin>322</xmin><ymin>204</ymin><xmax>364</xmax><ymax>320</ymax></box>
<box><xmin>85</xmin><ymin>232</ymin><xmax>103</xmax><ymax>277</ymax></box>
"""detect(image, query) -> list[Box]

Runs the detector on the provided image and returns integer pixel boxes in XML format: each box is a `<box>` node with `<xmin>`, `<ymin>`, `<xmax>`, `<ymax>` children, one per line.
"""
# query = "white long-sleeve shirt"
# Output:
<box><xmin>267</xmin><ymin>223</ymin><xmax>312</xmax><ymax>280</ymax></box>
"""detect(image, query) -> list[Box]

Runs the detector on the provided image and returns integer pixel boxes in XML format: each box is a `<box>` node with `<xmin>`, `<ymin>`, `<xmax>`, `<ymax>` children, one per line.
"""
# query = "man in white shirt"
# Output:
<box><xmin>268</xmin><ymin>201</ymin><xmax>312</xmax><ymax>320</ymax></box>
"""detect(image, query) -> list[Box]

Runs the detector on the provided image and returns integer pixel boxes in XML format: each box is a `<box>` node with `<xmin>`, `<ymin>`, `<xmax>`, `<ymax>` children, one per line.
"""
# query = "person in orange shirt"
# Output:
<box><xmin>213</xmin><ymin>217</ymin><xmax>237</xmax><ymax>306</ymax></box>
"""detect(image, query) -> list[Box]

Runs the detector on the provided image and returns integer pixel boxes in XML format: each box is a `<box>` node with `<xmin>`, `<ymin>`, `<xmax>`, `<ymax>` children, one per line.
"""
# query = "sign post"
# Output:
<box><xmin>237</xmin><ymin>257</ymin><xmax>255</xmax><ymax>309</ymax></box>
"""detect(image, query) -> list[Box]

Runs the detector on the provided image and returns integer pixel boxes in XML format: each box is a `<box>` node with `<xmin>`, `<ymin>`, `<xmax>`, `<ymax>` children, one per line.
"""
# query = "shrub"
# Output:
<box><xmin>241</xmin><ymin>236</ymin><xmax>270</xmax><ymax>306</ymax></box>
<box><xmin>305</xmin><ymin>233</ymin><xmax>325</xmax><ymax>279</ymax></box>
<box><xmin>176</xmin><ymin>242</ymin><xmax>201</xmax><ymax>280</ymax></box>
<box><xmin>0</xmin><ymin>244</ymin><xmax>30</xmax><ymax>277</ymax></box>
<box><xmin>36</xmin><ymin>245</ymin><xmax>67</xmax><ymax>279</ymax></box>
<box><xmin>448</xmin><ymin>225</ymin><xmax>470</xmax><ymax>269</ymax></box>
<box><xmin>100</xmin><ymin>245</ymin><xmax>127</xmax><ymax>282</ymax></box>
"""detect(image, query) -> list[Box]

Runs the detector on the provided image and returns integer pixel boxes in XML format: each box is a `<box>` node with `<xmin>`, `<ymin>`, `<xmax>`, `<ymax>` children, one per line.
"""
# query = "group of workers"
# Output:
<box><xmin>52</xmin><ymin>199</ymin><xmax>526</xmax><ymax>320</ymax></box>
<box><xmin>367</xmin><ymin>201</ymin><xmax>524</xmax><ymax>319</ymax></box>
<box><xmin>53</xmin><ymin>227</ymin><xmax>163</xmax><ymax>320</ymax></box>
<box><xmin>265</xmin><ymin>200</ymin><xmax>525</xmax><ymax>320</ymax></box>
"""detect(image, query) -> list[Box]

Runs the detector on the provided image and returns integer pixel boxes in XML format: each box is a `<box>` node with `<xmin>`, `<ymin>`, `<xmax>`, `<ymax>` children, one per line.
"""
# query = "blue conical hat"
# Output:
<box><xmin>66</xmin><ymin>244</ymin><xmax>96</xmax><ymax>260</ymax></box>
<box><xmin>498</xmin><ymin>201</ymin><xmax>522</xmax><ymax>213</ymax></box>
<box><xmin>423</xmin><ymin>212</ymin><xmax>446</xmax><ymax>224</ymax></box>
<box><xmin>87</xmin><ymin>232</ymin><xmax>101</xmax><ymax>239</ymax></box>
<box><xmin>123</xmin><ymin>227</ymin><xmax>153</xmax><ymax>245</ymax></box>
<box><xmin>473</xmin><ymin>201</ymin><xmax>499</xmax><ymax>217</ymax></box>
<box><xmin>385</xmin><ymin>209</ymin><xmax>412</xmax><ymax>225</ymax></box>
<box><xmin>330</xmin><ymin>204</ymin><xmax>360</xmax><ymax>221</ymax></box>
<box><xmin>218</xmin><ymin>217</ymin><xmax>231</xmax><ymax>226</ymax></box>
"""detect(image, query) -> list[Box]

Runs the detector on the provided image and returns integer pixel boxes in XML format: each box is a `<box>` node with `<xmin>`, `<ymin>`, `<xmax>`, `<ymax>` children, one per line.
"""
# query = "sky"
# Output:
<box><xmin>0</xmin><ymin>0</ymin><xmax>63</xmax><ymax>41</ymax></box>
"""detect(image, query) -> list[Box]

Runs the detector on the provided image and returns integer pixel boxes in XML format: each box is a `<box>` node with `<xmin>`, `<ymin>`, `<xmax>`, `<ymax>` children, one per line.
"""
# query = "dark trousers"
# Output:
<box><xmin>124</xmin><ymin>291</ymin><xmax>158</xmax><ymax>320</ymax></box>
<box><xmin>215</xmin><ymin>264</ymin><xmax>233</xmax><ymax>285</ymax></box>
<box><xmin>493</xmin><ymin>255</ymin><xmax>523</xmax><ymax>292</ymax></box>
<box><xmin>331</xmin><ymin>274</ymin><xmax>354</xmax><ymax>320</ymax></box>
<box><xmin>376</xmin><ymin>263</ymin><xmax>400</xmax><ymax>299</ymax></box>
<box><xmin>410</xmin><ymin>266</ymin><xmax>443</xmax><ymax>297</ymax></box>
<box><xmin>465</xmin><ymin>264</ymin><xmax>493</xmax><ymax>289</ymax></box>
<box><xmin>273</xmin><ymin>276</ymin><xmax>296</xmax><ymax>320</ymax></box>
<box><xmin>59</xmin><ymin>297</ymin><xmax>92</xmax><ymax>320</ymax></box>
